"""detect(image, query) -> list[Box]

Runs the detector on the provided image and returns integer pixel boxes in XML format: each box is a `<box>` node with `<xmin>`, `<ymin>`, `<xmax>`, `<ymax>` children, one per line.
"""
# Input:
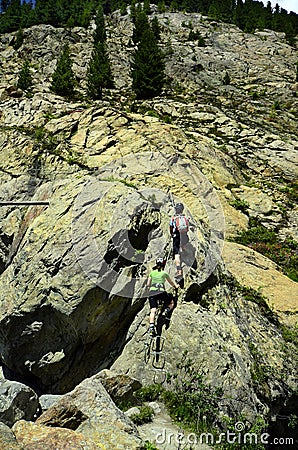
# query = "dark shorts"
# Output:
<box><xmin>149</xmin><ymin>291</ymin><xmax>172</xmax><ymax>309</ymax></box>
<box><xmin>172</xmin><ymin>233</ymin><xmax>189</xmax><ymax>255</ymax></box>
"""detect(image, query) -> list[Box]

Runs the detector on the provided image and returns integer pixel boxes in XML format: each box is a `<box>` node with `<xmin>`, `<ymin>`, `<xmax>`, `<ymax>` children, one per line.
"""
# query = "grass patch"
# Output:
<box><xmin>231</xmin><ymin>219</ymin><xmax>298</xmax><ymax>282</ymax></box>
<box><xmin>249</xmin><ymin>342</ymin><xmax>270</xmax><ymax>387</ymax></box>
<box><xmin>130</xmin><ymin>405</ymin><xmax>154</xmax><ymax>425</ymax></box>
<box><xmin>216</xmin><ymin>416</ymin><xmax>267</xmax><ymax>449</ymax></box>
<box><xmin>135</xmin><ymin>384</ymin><xmax>163</xmax><ymax>402</ymax></box>
<box><xmin>280</xmin><ymin>180</ymin><xmax>298</xmax><ymax>207</ymax></box>
<box><xmin>103</xmin><ymin>176</ymin><xmax>137</xmax><ymax>189</ymax></box>
<box><xmin>162</xmin><ymin>352</ymin><xmax>222</xmax><ymax>433</ymax></box>
<box><xmin>280</xmin><ymin>324</ymin><xmax>298</xmax><ymax>346</ymax></box>
<box><xmin>229</xmin><ymin>198</ymin><xmax>249</xmax><ymax>214</ymax></box>
<box><xmin>140</xmin><ymin>441</ymin><xmax>159</xmax><ymax>450</ymax></box>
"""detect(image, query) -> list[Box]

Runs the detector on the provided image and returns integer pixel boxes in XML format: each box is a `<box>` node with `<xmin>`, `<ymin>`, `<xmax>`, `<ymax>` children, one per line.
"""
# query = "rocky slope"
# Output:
<box><xmin>0</xmin><ymin>7</ymin><xmax>297</xmax><ymax>449</ymax></box>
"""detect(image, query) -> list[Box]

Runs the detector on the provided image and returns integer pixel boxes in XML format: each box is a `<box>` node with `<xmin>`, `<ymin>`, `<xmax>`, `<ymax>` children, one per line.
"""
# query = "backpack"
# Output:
<box><xmin>174</xmin><ymin>215</ymin><xmax>189</xmax><ymax>233</ymax></box>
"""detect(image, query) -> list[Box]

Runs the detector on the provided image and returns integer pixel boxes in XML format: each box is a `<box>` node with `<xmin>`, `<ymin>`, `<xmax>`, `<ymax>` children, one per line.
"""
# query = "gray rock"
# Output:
<box><xmin>98</xmin><ymin>369</ymin><xmax>141</xmax><ymax>404</ymax></box>
<box><xmin>38</xmin><ymin>394</ymin><xmax>63</xmax><ymax>413</ymax></box>
<box><xmin>35</xmin><ymin>373</ymin><xmax>143</xmax><ymax>449</ymax></box>
<box><xmin>0</xmin><ymin>422</ymin><xmax>22</xmax><ymax>450</ymax></box>
<box><xmin>125</xmin><ymin>406</ymin><xmax>141</xmax><ymax>418</ymax></box>
<box><xmin>0</xmin><ymin>380</ymin><xmax>39</xmax><ymax>427</ymax></box>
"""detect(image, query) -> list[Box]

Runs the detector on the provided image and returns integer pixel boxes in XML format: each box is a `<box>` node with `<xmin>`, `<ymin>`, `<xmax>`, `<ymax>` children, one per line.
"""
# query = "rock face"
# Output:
<box><xmin>24</xmin><ymin>373</ymin><xmax>143</xmax><ymax>449</ymax></box>
<box><xmin>0</xmin><ymin>105</ymin><xmax>225</xmax><ymax>393</ymax></box>
<box><xmin>0</xmin><ymin>7</ymin><xmax>297</xmax><ymax>447</ymax></box>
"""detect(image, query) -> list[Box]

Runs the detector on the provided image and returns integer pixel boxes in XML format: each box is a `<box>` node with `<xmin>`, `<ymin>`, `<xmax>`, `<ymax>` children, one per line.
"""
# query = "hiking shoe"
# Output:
<box><xmin>163</xmin><ymin>308</ymin><xmax>171</xmax><ymax>319</ymax></box>
<box><xmin>149</xmin><ymin>326</ymin><xmax>156</xmax><ymax>337</ymax></box>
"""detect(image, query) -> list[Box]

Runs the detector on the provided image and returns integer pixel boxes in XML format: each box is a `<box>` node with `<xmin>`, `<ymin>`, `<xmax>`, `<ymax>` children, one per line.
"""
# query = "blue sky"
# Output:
<box><xmin>261</xmin><ymin>0</ymin><xmax>298</xmax><ymax>13</ymax></box>
<box><xmin>16</xmin><ymin>0</ymin><xmax>298</xmax><ymax>15</ymax></box>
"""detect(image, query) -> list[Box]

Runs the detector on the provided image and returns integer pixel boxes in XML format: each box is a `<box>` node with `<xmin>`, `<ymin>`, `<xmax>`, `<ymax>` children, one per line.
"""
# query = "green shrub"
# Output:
<box><xmin>229</xmin><ymin>198</ymin><xmax>249</xmax><ymax>213</ymax></box>
<box><xmin>232</xmin><ymin>220</ymin><xmax>298</xmax><ymax>282</ymax></box>
<box><xmin>130</xmin><ymin>405</ymin><xmax>154</xmax><ymax>425</ymax></box>
<box><xmin>281</xmin><ymin>181</ymin><xmax>298</xmax><ymax>206</ymax></box>
<box><xmin>280</xmin><ymin>324</ymin><xmax>298</xmax><ymax>346</ymax></box>
<box><xmin>217</xmin><ymin>416</ymin><xmax>267</xmax><ymax>449</ymax></box>
<box><xmin>135</xmin><ymin>384</ymin><xmax>163</xmax><ymax>402</ymax></box>
<box><xmin>140</xmin><ymin>441</ymin><xmax>159</xmax><ymax>450</ymax></box>
<box><xmin>162</xmin><ymin>352</ymin><xmax>222</xmax><ymax>432</ymax></box>
<box><xmin>187</xmin><ymin>29</ymin><xmax>206</xmax><ymax>46</ymax></box>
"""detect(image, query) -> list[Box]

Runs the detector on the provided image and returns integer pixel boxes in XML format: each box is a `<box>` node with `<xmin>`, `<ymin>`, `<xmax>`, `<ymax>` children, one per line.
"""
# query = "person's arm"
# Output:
<box><xmin>146</xmin><ymin>275</ymin><xmax>152</xmax><ymax>288</ymax></box>
<box><xmin>170</xmin><ymin>217</ymin><xmax>175</xmax><ymax>236</ymax></box>
<box><xmin>166</xmin><ymin>275</ymin><xmax>179</xmax><ymax>290</ymax></box>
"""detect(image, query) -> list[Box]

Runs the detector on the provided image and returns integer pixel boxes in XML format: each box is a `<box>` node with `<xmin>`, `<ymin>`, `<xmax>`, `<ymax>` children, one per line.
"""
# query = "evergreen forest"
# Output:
<box><xmin>0</xmin><ymin>0</ymin><xmax>298</xmax><ymax>44</ymax></box>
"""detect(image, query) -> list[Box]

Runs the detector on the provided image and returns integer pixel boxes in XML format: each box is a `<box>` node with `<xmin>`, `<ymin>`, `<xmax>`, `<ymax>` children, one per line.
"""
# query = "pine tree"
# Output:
<box><xmin>151</xmin><ymin>16</ymin><xmax>161</xmax><ymax>41</ymax></box>
<box><xmin>17</xmin><ymin>60</ymin><xmax>33</xmax><ymax>91</ymax></box>
<box><xmin>50</xmin><ymin>44</ymin><xmax>76</xmax><ymax>98</ymax></box>
<box><xmin>119</xmin><ymin>0</ymin><xmax>127</xmax><ymax>16</ymax></box>
<box><xmin>86</xmin><ymin>41</ymin><xmax>114</xmax><ymax>100</ymax></box>
<box><xmin>131</xmin><ymin>27</ymin><xmax>165</xmax><ymax>99</ymax></box>
<box><xmin>130</xmin><ymin>0</ymin><xmax>136</xmax><ymax>22</ymax></box>
<box><xmin>13</xmin><ymin>27</ymin><xmax>23</xmax><ymax>50</ymax></box>
<box><xmin>157</xmin><ymin>0</ymin><xmax>166</xmax><ymax>14</ymax></box>
<box><xmin>93</xmin><ymin>3</ymin><xmax>106</xmax><ymax>44</ymax></box>
<box><xmin>132</xmin><ymin>9</ymin><xmax>150</xmax><ymax>44</ymax></box>
<box><xmin>223</xmin><ymin>71</ymin><xmax>231</xmax><ymax>85</ymax></box>
<box><xmin>0</xmin><ymin>0</ymin><xmax>9</xmax><ymax>12</ymax></box>
<box><xmin>143</xmin><ymin>0</ymin><xmax>150</xmax><ymax>15</ymax></box>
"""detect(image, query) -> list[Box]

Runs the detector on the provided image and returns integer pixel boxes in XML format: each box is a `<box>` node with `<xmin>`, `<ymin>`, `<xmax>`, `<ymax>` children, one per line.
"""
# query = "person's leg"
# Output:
<box><xmin>173</xmin><ymin>235</ymin><xmax>182</xmax><ymax>275</ymax></box>
<box><xmin>149</xmin><ymin>307</ymin><xmax>157</xmax><ymax>326</ymax></box>
<box><xmin>162</xmin><ymin>293</ymin><xmax>174</xmax><ymax>315</ymax></box>
<box><xmin>180</xmin><ymin>233</ymin><xmax>189</xmax><ymax>256</ymax></box>
<box><xmin>162</xmin><ymin>293</ymin><xmax>175</xmax><ymax>329</ymax></box>
<box><xmin>149</xmin><ymin>296</ymin><xmax>158</xmax><ymax>334</ymax></box>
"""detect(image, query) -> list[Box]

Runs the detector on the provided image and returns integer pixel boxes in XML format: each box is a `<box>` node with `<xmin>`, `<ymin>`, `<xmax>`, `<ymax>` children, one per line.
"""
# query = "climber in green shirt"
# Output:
<box><xmin>146</xmin><ymin>257</ymin><xmax>179</xmax><ymax>336</ymax></box>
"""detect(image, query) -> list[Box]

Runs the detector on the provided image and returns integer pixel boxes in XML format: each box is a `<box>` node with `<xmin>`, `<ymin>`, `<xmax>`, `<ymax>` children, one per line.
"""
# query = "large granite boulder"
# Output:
<box><xmin>0</xmin><ymin>380</ymin><xmax>39</xmax><ymax>427</ymax></box>
<box><xmin>13</xmin><ymin>373</ymin><xmax>143</xmax><ymax>449</ymax></box>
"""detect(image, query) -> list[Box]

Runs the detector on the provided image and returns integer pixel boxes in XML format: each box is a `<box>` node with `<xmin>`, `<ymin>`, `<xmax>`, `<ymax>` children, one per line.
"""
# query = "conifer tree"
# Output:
<box><xmin>169</xmin><ymin>0</ymin><xmax>178</xmax><ymax>12</ymax></box>
<box><xmin>223</xmin><ymin>71</ymin><xmax>231</xmax><ymax>85</ymax></box>
<box><xmin>131</xmin><ymin>27</ymin><xmax>165</xmax><ymax>99</ymax></box>
<box><xmin>132</xmin><ymin>9</ymin><xmax>150</xmax><ymax>44</ymax></box>
<box><xmin>143</xmin><ymin>0</ymin><xmax>150</xmax><ymax>15</ymax></box>
<box><xmin>13</xmin><ymin>27</ymin><xmax>23</xmax><ymax>50</ymax></box>
<box><xmin>151</xmin><ymin>16</ymin><xmax>161</xmax><ymax>41</ymax></box>
<box><xmin>157</xmin><ymin>0</ymin><xmax>166</xmax><ymax>14</ymax></box>
<box><xmin>130</xmin><ymin>0</ymin><xmax>136</xmax><ymax>22</ymax></box>
<box><xmin>17</xmin><ymin>60</ymin><xmax>33</xmax><ymax>91</ymax></box>
<box><xmin>93</xmin><ymin>3</ymin><xmax>106</xmax><ymax>44</ymax></box>
<box><xmin>50</xmin><ymin>44</ymin><xmax>76</xmax><ymax>98</ymax></box>
<box><xmin>119</xmin><ymin>0</ymin><xmax>127</xmax><ymax>16</ymax></box>
<box><xmin>86</xmin><ymin>3</ymin><xmax>114</xmax><ymax>100</ymax></box>
<box><xmin>0</xmin><ymin>0</ymin><xmax>9</xmax><ymax>12</ymax></box>
<box><xmin>86</xmin><ymin>41</ymin><xmax>114</xmax><ymax>99</ymax></box>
